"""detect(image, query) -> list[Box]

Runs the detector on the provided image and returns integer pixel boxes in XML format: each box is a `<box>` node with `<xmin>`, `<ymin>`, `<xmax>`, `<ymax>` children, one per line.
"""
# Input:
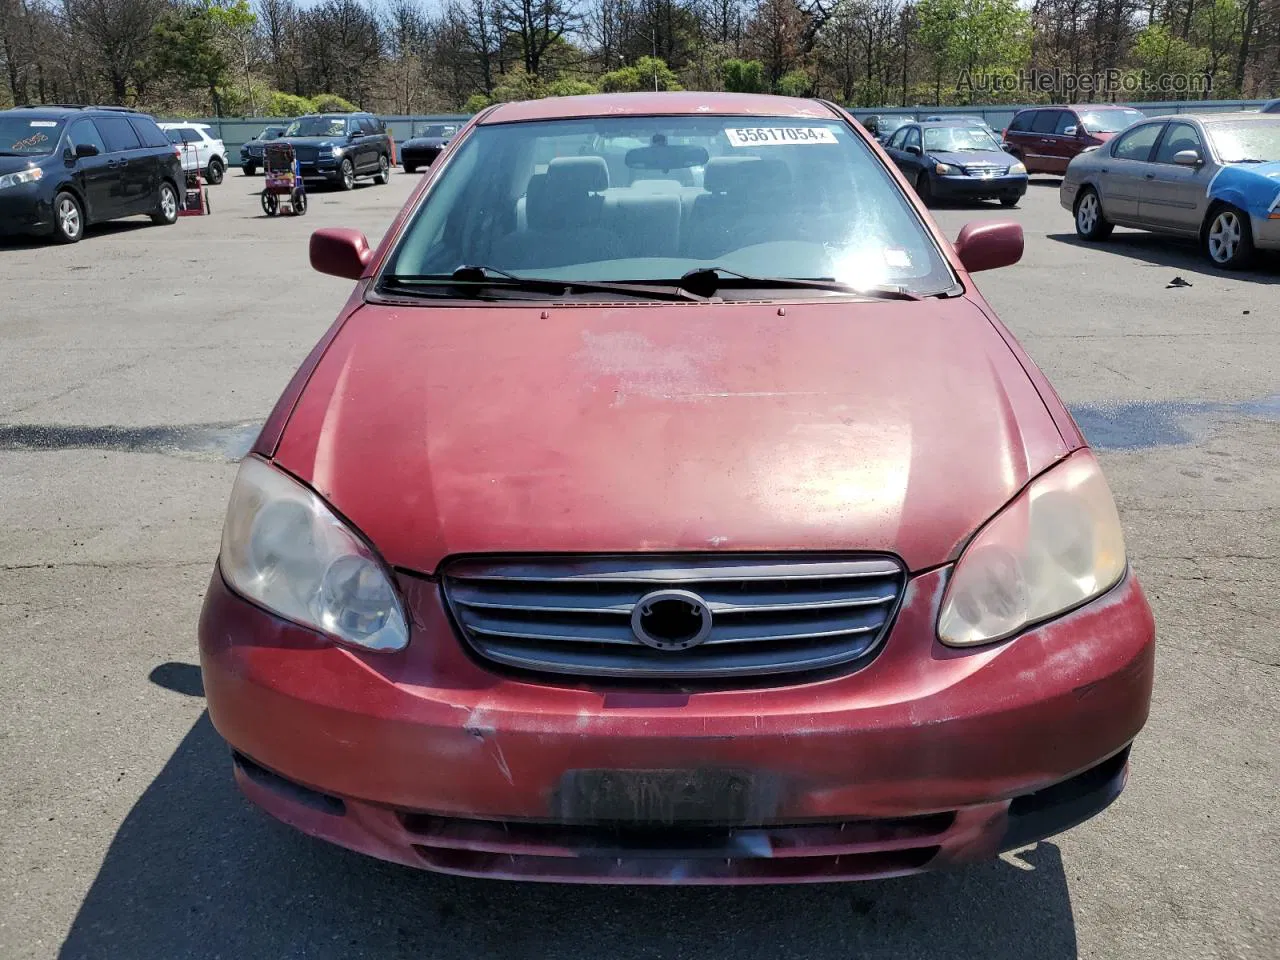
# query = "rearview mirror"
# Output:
<box><xmin>310</xmin><ymin>228</ymin><xmax>372</xmax><ymax>280</ymax></box>
<box><xmin>74</xmin><ymin>143</ymin><xmax>99</xmax><ymax>158</ymax></box>
<box><xmin>625</xmin><ymin>143</ymin><xmax>709</xmax><ymax>172</ymax></box>
<box><xmin>1173</xmin><ymin>149</ymin><xmax>1202</xmax><ymax>166</ymax></box>
<box><xmin>954</xmin><ymin>220</ymin><xmax>1023</xmax><ymax>273</ymax></box>
<box><xmin>906</xmin><ymin>144</ymin><xmax>922</xmax><ymax>156</ymax></box>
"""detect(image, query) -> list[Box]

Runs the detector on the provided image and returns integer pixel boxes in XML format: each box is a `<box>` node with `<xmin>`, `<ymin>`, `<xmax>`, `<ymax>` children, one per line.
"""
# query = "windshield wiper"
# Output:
<box><xmin>1224</xmin><ymin>158</ymin><xmax>1265</xmax><ymax>164</ymax></box>
<box><xmin>382</xmin><ymin>265</ymin><xmax>704</xmax><ymax>302</ymax></box>
<box><xmin>677</xmin><ymin>266</ymin><xmax>920</xmax><ymax>300</ymax></box>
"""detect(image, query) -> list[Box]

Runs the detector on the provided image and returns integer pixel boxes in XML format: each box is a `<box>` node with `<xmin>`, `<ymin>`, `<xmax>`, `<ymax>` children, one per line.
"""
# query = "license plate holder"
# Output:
<box><xmin>555</xmin><ymin>768</ymin><xmax>779</xmax><ymax>825</ymax></box>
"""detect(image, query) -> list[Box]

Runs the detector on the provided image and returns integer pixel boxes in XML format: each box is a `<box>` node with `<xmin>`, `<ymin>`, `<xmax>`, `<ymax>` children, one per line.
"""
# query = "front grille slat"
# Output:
<box><xmin>442</xmin><ymin>554</ymin><xmax>906</xmax><ymax>682</ymax></box>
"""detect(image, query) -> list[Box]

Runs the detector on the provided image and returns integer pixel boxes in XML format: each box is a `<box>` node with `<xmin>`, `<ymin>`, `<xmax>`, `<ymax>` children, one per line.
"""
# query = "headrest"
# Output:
<box><xmin>546</xmin><ymin>156</ymin><xmax>610</xmax><ymax>194</ymax></box>
<box><xmin>702</xmin><ymin>156</ymin><xmax>791</xmax><ymax>194</ymax></box>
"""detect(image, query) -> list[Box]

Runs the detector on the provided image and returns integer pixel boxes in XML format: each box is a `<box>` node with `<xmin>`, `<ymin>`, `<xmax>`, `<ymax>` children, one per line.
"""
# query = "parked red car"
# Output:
<box><xmin>1003</xmin><ymin>104</ymin><xmax>1148</xmax><ymax>174</ymax></box>
<box><xmin>199</xmin><ymin>92</ymin><xmax>1155</xmax><ymax>884</ymax></box>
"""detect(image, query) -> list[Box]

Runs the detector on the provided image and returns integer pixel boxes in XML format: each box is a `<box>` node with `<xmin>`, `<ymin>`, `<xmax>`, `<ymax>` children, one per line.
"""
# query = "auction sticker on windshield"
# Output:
<box><xmin>726</xmin><ymin>127</ymin><xmax>838</xmax><ymax>146</ymax></box>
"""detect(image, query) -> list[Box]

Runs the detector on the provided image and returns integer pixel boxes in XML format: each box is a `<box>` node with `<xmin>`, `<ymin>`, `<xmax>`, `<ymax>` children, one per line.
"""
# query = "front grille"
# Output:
<box><xmin>963</xmin><ymin>163</ymin><xmax>1009</xmax><ymax>176</ymax></box>
<box><xmin>441</xmin><ymin>555</ymin><xmax>906</xmax><ymax>680</ymax></box>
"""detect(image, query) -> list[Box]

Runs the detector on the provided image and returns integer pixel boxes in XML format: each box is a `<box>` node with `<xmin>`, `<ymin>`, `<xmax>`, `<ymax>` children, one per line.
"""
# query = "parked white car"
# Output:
<box><xmin>158</xmin><ymin>122</ymin><xmax>228</xmax><ymax>184</ymax></box>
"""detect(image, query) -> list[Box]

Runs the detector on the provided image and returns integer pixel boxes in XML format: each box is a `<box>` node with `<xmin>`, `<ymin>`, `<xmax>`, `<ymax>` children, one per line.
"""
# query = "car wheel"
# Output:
<box><xmin>1074</xmin><ymin>188</ymin><xmax>1113</xmax><ymax>241</ymax></box>
<box><xmin>150</xmin><ymin>182</ymin><xmax>179</xmax><ymax>226</ymax></box>
<box><xmin>53</xmin><ymin>191</ymin><xmax>84</xmax><ymax>244</ymax></box>
<box><xmin>404</xmin><ymin>163</ymin><xmax>417</xmax><ymax>174</ymax></box>
<box><xmin>242</xmin><ymin>163</ymin><xmax>256</xmax><ymax>176</ymax></box>
<box><xmin>1000</xmin><ymin>194</ymin><xmax>1020</xmax><ymax>208</ymax></box>
<box><xmin>914</xmin><ymin>172</ymin><xmax>933</xmax><ymax>207</ymax></box>
<box><xmin>206</xmin><ymin>157</ymin><xmax>225</xmax><ymax>185</ymax></box>
<box><xmin>1203</xmin><ymin>205</ymin><xmax>1254</xmax><ymax>270</ymax></box>
<box><xmin>339</xmin><ymin>159</ymin><xmax>355</xmax><ymax>191</ymax></box>
<box><xmin>374</xmin><ymin>154</ymin><xmax>390</xmax><ymax>184</ymax></box>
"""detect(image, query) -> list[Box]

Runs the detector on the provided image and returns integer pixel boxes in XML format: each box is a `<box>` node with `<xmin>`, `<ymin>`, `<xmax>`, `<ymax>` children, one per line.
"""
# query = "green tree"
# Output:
<box><xmin>721</xmin><ymin>58</ymin><xmax>766</xmax><ymax>92</ymax></box>
<box><xmin>545</xmin><ymin>77</ymin><xmax>598</xmax><ymax>96</ymax></box>
<box><xmin>916</xmin><ymin>0</ymin><xmax>1029</xmax><ymax>104</ymax></box>
<box><xmin>207</xmin><ymin>0</ymin><xmax>258</xmax><ymax>114</ymax></box>
<box><xmin>1133</xmin><ymin>24</ymin><xmax>1205</xmax><ymax>79</ymax></box>
<box><xmin>152</xmin><ymin>4</ymin><xmax>232</xmax><ymax>116</ymax></box>
<box><xmin>599</xmin><ymin>56</ymin><xmax>681</xmax><ymax>92</ymax></box>
<box><xmin>775</xmin><ymin>68</ymin><xmax>810</xmax><ymax>96</ymax></box>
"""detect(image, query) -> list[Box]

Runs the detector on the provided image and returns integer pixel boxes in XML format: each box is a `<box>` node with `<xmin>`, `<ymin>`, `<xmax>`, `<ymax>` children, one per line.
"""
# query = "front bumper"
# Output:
<box><xmin>932</xmin><ymin>174</ymin><xmax>1027</xmax><ymax>199</ymax></box>
<box><xmin>298</xmin><ymin>157</ymin><xmax>343</xmax><ymax>179</ymax></box>
<box><xmin>200</xmin><ymin>565</ymin><xmax>1156</xmax><ymax>883</ymax></box>
<box><xmin>0</xmin><ymin>185</ymin><xmax>52</xmax><ymax>236</ymax></box>
<box><xmin>1251</xmin><ymin>211</ymin><xmax>1280</xmax><ymax>250</ymax></box>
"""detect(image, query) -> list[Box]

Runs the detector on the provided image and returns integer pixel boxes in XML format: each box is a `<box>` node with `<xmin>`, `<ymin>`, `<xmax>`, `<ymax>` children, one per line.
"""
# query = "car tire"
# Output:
<box><xmin>338</xmin><ymin>159</ymin><xmax>355</xmax><ymax>191</ymax></box>
<box><xmin>374</xmin><ymin>154</ymin><xmax>390</xmax><ymax>184</ymax></box>
<box><xmin>52</xmin><ymin>191</ymin><xmax>84</xmax><ymax>244</ymax></box>
<box><xmin>206</xmin><ymin>157</ymin><xmax>225</xmax><ymax>185</ymax></box>
<box><xmin>915</xmin><ymin>172</ymin><xmax>933</xmax><ymax>207</ymax></box>
<box><xmin>1000</xmin><ymin>195</ymin><xmax>1021</xmax><ymax>208</ymax></box>
<box><xmin>404</xmin><ymin>163</ymin><xmax>417</xmax><ymax>174</ymax></box>
<box><xmin>1074</xmin><ymin>188</ymin><xmax>1113</xmax><ymax>241</ymax></box>
<box><xmin>242</xmin><ymin>163</ymin><xmax>256</xmax><ymax>176</ymax></box>
<box><xmin>1203</xmin><ymin>204</ymin><xmax>1254</xmax><ymax>270</ymax></box>
<box><xmin>150</xmin><ymin>182</ymin><xmax>179</xmax><ymax>226</ymax></box>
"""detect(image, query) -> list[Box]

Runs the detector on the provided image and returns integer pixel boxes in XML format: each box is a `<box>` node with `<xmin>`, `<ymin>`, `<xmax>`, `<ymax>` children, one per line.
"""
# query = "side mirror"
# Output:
<box><xmin>74</xmin><ymin>143</ymin><xmax>99</xmax><ymax>158</ymax></box>
<box><xmin>310</xmin><ymin>228</ymin><xmax>372</xmax><ymax>280</ymax></box>
<box><xmin>1063</xmin><ymin>125</ymin><xmax>1078</xmax><ymax>136</ymax></box>
<box><xmin>1173</xmin><ymin>149</ymin><xmax>1202</xmax><ymax>167</ymax></box>
<box><xmin>954</xmin><ymin>220</ymin><xmax>1023</xmax><ymax>273</ymax></box>
<box><xmin>906</xmin><ymin>144</ymin><xmax>922</xmax><ymax>156</ymax></box>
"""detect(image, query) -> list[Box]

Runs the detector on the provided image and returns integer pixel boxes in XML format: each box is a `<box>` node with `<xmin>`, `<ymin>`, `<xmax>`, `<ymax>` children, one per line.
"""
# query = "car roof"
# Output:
<box><xmin>1</xmin><ymin>105</ymin><xmax>149</xmax><ymax>118</ymax></box>
<box><xmin>918</xmin><ymin>118</ymin><xmax>988</xmax><ymax>126</ymax></box>
<box><xmin>480</xmin><ymin>92</ymin><xmax>841</xmax><ymax>125</ymax></box>
<box><xmin>159</xmin><ymin>121</ymin><xmax>209</xmax><ymax>128</ymax></box>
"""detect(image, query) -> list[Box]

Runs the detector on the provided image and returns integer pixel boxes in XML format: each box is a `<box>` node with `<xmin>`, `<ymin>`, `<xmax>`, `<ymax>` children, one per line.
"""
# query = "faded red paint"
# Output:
<box><xmin>204</xmin><ymin>92</ymin><xmax>1156</xmax><ymax>884</ymax></box>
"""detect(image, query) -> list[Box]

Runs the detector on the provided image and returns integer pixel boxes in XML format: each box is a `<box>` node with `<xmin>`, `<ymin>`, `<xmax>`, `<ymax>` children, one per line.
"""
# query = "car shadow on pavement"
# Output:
<box><xmin>1049</xmin><ymin>231</ymin><xmax>1280</xmax><ymax>282</ymax></box>
<box><xmin>57</xmin><ymin>708</ymin><xmax>1080</xmax><ymax>960</ymax></box>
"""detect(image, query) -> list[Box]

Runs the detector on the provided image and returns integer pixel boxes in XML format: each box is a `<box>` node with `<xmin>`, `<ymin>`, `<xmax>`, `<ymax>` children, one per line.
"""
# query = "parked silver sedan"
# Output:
<box><xmin>1061</xmin><ymin>111</ymin><xmax>1280</xmax><ymax>269</ymax></box>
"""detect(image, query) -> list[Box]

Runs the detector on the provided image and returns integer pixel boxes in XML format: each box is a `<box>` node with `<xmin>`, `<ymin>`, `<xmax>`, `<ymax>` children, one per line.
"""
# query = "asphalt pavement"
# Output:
<box><xmin>0</xmin><ymin>172</ymin><xmax>1276</xmax><ymax>960</ymax></box>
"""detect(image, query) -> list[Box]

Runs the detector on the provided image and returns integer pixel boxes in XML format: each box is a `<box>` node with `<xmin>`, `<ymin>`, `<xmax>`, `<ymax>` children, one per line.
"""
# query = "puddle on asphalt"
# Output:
<box><xmin>0</xmin><ymin>422</ymin><xmax>259</xmax><ymax>461</ymax></box>
<box><xmin>1070</xmin><ymin>396</ymin><xmax>1280</xmax><ymax>450</ymax></box>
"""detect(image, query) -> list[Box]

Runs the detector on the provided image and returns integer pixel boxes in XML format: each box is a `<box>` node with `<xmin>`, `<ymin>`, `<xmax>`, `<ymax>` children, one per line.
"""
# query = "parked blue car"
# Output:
<box><xmin>883</xmin><ymin>119</ymin><xmax>1028</xmax><ymax>207</ymax></box>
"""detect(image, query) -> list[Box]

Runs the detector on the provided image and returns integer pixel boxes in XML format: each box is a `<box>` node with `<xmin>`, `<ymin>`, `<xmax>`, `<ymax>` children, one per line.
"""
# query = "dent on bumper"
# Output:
<box><xmin>200</xmin><ymin>565</ymin><xmax>1155</xmax><ymax>881</ymax></box>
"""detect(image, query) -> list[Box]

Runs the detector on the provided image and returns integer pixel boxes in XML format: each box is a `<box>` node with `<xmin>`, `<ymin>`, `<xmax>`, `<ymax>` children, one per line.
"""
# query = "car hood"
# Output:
<box><xmin>0</xmin><ymin>155</ymin><xmax>50</xmax><ymax>175</ymax></box>
<box><xmin>404</xmin><ymin>137</ymin><xmax>448</xmax><ymax>148</ymax></box>
<box><xmin>282</xmin><ymin>136</ymin><xmax>343</xmax><ymax>148</ymax></box>
<box><xmin>929</xmin><ymin>150</ymin><xmax>1018</xmax><ymax>168</ymax></box>
<box><xmin>273</xmin><ymin>297</ymin><xmax>1067</xmax><ymax>574</ymax></box>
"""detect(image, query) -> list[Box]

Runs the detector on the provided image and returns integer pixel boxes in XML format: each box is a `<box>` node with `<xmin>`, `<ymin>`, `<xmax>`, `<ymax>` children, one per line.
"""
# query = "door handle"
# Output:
<box><xmin>1101</xmin><ymin>167</ymin><xmax>1109</xmax><ymax>173</ymax></box>
<box><xmin>1144</xmin><ymin>173</ymin><xmax>1155</xmax><ymax>179</ymax></box>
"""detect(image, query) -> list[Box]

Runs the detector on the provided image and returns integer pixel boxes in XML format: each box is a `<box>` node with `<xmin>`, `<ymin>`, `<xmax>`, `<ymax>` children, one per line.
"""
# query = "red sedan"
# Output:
<box><xmin>199</xmin><ymin>92</ymin><xmax>1155</xmax><ymax>884</ymax></box>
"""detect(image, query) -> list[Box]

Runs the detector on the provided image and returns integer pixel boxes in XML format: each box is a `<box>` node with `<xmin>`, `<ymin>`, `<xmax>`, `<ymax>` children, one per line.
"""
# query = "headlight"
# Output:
<box><xmin>330</xmin><ymin>145</ymin><xmax>344</xmax><ymax>157</ymax></box>
<box><xmin>938</xmin><ymin>450</ymin><xmax>1126</xmax><ymax>647</ymax></box>
<box><xmin>1009</xmin><ymin>161</ymin><xmax>1027</xmax><ymax>174</ymax></box>
<box><xmin>0</xmin><ymin>166</ymin><xmax>43</xmax><ymax>190</ymax></box>
<box><xmin>935</xmin><ymin>162</ymin><xmax>960</xmax><ymax>175</ymax></box>
<box><xmin>218</xmin><ymin>457</ymin><xmax>409</xmax><ymax>652</ymax></box>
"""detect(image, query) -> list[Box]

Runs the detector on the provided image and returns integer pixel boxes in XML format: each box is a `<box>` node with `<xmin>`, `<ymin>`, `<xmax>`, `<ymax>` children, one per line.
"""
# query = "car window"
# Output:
<box><xmin>68</xmin><ymin>119</ymin><xmax>107</xmax><ymax>154</ymax></box>
<box><xmin>94</xmin><ymin>116</ymin><xmax>142</xmax><ymax>152</ymax></box>
<box><xmin>1031</xmin><ymin>110</ymin><xmax>1062</xmax><ymax>134</ymax></box>
<box><xmin>0</xmin><ymin>116</ymin><xmax>65</xmax><ymax>155</ymax></box>
<box><xmin>887</xmin><ymin>127</ymin><xmax>908</xmax><ymax>150</ymax></box>
<box><xmin>285</xmin><ymin>116</ymin><xmax>347</xmax><ymax>137</ymax></box>
<box><xmin>1111</xmin><ymin>122</ymin><xmax>1164</xmax><ymax>161</ymax></box>
<box><xmin>1007</xmin><ymin>112</ymin><xmax>1033</xmax><ymax>133</ymax></box>
<box><xmin>923</xmin><ymin>126</ymin><xmax>1002</xmax><ymax>152</ymax></box>
<box><xmin>1205</xmin><ymin>118</ymin><xmax>1280</xmax><ymax>163</ymax></box>
<box><xmin>129</xmin><ymin>116</ymin><xmax>170</xmax><ymax>148</ymax></box>
<box><xmin>383</xmin><ymin>115</ymin><xmax>958</xmax><ymax>298</ymax></box>
<box><xmin>182</xmin><ymin>129</ymin><xmax>203</xmax><ymax>143</ymax></box>
<box><xmin>360</xmin><ymin>117</ymin><xmax>379</xmax><ymax>135</ymax></box>
<box><xmin>904</xmin><ymin>126</ymin><xmax>921</xmax><ymax>150</ymax></box>
<box><xmin>1154</xmin><ymin>123</ymin><xmax>1203</xmax><ymax>164</ymax></box>
<box><xmin>1078</xmin><ymin>108</ymin><xmax>1147</xmax><ymax>134</ymax></box>
<box><xmin>1054</xmin><ymin>112</ymin><xmax>1079</xmax><ymax>135</ymax></box>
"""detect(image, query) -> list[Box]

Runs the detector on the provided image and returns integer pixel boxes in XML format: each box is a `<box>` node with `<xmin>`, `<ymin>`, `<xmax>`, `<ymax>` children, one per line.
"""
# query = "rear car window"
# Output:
<box><xmin>130</xmin><ymin>116</ymin><xmax>170</xmax><ymax>148</ymax></box>
<box><xmin>384</xmin><ymin>114</ymin><xmax>958</xmax><ymax>297</ymax></box>
<box><xmin>1112</xmin><ymin>123</ymin><xmax>1164</xmax><ymax>161</ymax></box>
<box><xmin>94</xmin><ymin>116</ymin><xmax>142</xmax><ymax>152</ymax></box>
<box><xmin>1007</xmin><ymin>112</ymin><xmax>1033</xmax><ymax>133</ymax></box>
<box><xmin>1031</xmin><ymin>111</ymin><xmax>1062</xmax><ymax>134</ymax></box>
<box><xmin>0</xmin><ymin>115</ymin><xmax>65</xmax><ymax>155</ymax></box>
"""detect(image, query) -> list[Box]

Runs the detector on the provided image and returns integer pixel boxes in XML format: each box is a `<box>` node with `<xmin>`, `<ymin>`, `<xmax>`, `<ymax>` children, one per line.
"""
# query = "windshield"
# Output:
<box><xmin>285</xmin><ymin>117</ymin><xmax>346</xmax><ymax>137</ymax></box>
<box><xmin>382</xmin><ymin>115</ymin><xmax>955</xmax><ymax>298</ymax></box>
<box><xmin>0</xmin><ymin>117</ymin><xmax>65</xmax><ymax>156</ymax></box>
<box><xmin>1079</xmin><ymin>109</ymin><xmax>1146</xmax><ymax>134</ymax></box>
<box><xmin>1207</xmin><ymin>119</ymin><xmax>1280</xmax><ymax>162</ymax></box>
<box><xmin>259</xmin><ymin>127</ymin><xmax>283</xmax><ymax>140</ymax></box>
<box><xmin>923</xmin><ymin>126</ymin><xmax>1002</xmax><ymax>152</ymax></box>
<box><xmin>421</xmin><ymin>125</ymin><xmax>456</xmax><ymax>138</ymax></box>
<box><xmin>879</xmin><ymin>117</ymin><xmax>910</xmax><ymax>135</ymax></box>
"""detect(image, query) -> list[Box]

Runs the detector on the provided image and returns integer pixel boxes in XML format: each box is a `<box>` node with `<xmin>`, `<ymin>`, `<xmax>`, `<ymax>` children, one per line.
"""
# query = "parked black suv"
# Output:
<box><xmin>280</xmin><ymin>113</ymin><xmax>392</xmax><ymax>189</ymax></box>
<box><xmin>0</xmin><ymin>105</ymin><xmax>183</xmax><ymax>243</ymax></box>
